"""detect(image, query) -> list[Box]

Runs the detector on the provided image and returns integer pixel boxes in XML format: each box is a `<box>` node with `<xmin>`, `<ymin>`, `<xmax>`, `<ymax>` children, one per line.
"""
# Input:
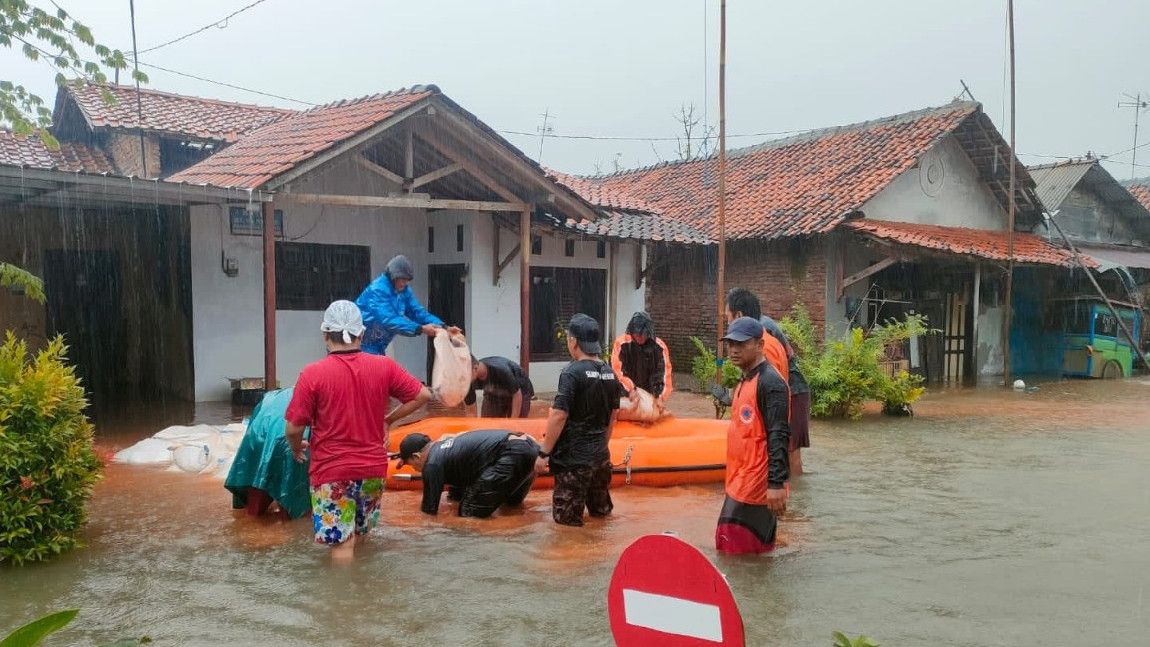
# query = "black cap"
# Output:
<box><xmin>567</xmin><ymin>313</ymin><xmax>603</xmax><ymax>355</ymax></box>
<box><xmin>396</xmin><ymin>433</ymin><xmax>432</xmax><ymax>467</ymax></box>
<box><xmin>722</xmin><ymin>316</ymin><xmax>765</xmax><ymax>343</ymax></box>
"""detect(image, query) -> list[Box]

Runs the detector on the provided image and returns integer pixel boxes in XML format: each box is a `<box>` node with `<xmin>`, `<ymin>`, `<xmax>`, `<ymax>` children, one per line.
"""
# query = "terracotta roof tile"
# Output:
<box><xmin>843</xmin><ymin>219</ymin><xmax>1093</xmax><ymax>268</ymax></box>
<box><xmin>0</xmin><ymin>131</ymin><xmax>117</xmax><ymax>174</ymax></box>
<box><xmin>537</xmin><ymin>209</ymin><xmax>712</xmax><ymax>245</ymax></box>
<box><xmin>547</xmin><ymin>170</ymin><xmax>657</xmax><ymax>213</ymax></box>
<box><xmin>65</xmin><ymin>83</ymin><xmax>293</xmax><ymax>142</ymax></box>
<box><xmin>167</xmin><ymin>87</ymin><xmax>435</xmax><ymax>188</ymax></box>
<box><xmin>581</xmin><ymin>102</ymin><xmax>983</xmax><ymax>241</ymax></box>
<box><xmin>1126</xmin><ymin>182</ymin><xmax>1150</xmax><ymax>213</ymax></box>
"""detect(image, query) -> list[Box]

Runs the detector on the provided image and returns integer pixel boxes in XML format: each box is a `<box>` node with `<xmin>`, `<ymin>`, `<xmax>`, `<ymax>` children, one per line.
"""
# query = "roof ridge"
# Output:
<box><xmin>585</xmin><ymin>100</ymin><xmax>982</xmax><ymax>180</ymax></box>
<box><xmin>302</xmin><ymin>84</ymin><xmax>440</xmax><ymax>113</ymax></box>
<box><xmin>67</xmin><ymin>81</ymin><xmax>296</xmax><ymax>114</ymax></box>
<box><xmin>1027</xmin><ymin>158</ymin><xmax>1100</xmax><ymax>171</ymax></box>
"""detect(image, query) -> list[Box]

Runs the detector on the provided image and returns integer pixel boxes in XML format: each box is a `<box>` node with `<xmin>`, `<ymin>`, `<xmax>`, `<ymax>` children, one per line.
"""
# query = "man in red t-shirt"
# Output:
<box><xmin>284</xmin><ymin>300</ymin><xmax>431</xmax><ymax>561</ymax></box>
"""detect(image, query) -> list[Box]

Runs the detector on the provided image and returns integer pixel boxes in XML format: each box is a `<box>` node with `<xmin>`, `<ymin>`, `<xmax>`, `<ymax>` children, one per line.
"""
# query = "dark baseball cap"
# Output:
<box><xmin>722</xmin><ymin>316</ymin><xmax>765</xmax><ymax>342</ymax></box>
<box><xmin>395</xmin><ymin>433</ymin><xmax>432</xmax><ymax>467</ymax></box>
<box><xmin>567</xmin><ymin>313</ymin><xmax>603</xmax><ymax>355</ymax></box>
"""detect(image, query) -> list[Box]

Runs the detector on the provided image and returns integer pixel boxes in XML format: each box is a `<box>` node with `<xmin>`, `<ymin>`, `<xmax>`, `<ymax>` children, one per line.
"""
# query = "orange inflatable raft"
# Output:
<box><xmin>386</xmin><ymin>416</ymin><xmax>728</xmax><ymax>490</ymax></box>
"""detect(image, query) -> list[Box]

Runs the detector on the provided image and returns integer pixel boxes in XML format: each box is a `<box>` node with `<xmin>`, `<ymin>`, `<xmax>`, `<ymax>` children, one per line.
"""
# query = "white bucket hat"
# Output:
<box><xmin>320</xmin><ymin>300</ymin><xmax>366</xmax><ymax>344</ymax></box>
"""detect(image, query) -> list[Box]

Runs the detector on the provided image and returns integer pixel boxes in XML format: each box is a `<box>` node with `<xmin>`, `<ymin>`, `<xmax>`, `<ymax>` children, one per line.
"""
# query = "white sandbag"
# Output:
<box><xmin>113</xmin><ymin>437</ymin><xmax>175</xmax><ymax>465</ymax></box>
<box><xmin>431</xmin><ymin>330</ymin><xmax>473</xmax><ymax>407</ymax></box>
<box><xmin>153</xmin><ymin>424</ymin><xmax>220</xmax><ymax>443</ymax></box>
<box><xmin>173</xmin><ymin>444</ymin><xmax>212</xmax><ymax>473</ymax></box>
<box><xmin>617</xmin><ymin>388</ymin><xmax>667</xmax><ymax>422</ymax></box>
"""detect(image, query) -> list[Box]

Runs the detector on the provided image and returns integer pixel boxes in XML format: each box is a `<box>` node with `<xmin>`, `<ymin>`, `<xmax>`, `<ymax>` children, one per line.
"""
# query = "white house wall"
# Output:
<box><xmin>190</xmin><ymin>157</ymin><xmax>436</xmax><ymax>401</ymax></box>
<box><xmin>861</xmin><ymin>135</ymin><xmax>1006</xmax><ymax>231</ymax></box>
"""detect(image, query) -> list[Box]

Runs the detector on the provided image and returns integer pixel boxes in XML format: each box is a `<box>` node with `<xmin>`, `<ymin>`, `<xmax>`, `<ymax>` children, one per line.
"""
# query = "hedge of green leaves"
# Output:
<box><xmin>0</xmin><ymin>333</ymin><xmax>101</xmax><ymax>564</ymax></box>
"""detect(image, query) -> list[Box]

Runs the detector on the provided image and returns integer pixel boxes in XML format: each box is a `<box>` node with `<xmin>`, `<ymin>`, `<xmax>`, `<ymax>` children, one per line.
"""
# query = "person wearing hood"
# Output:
<box><xmin>355</xmin><ymin>255</ymin><xmax>459</xmax><ymax>355</ymax></box>
<box><xmin>610</xmin><ymin>311</ymin><xmax>673</xmax><ymax>402</ymax></box>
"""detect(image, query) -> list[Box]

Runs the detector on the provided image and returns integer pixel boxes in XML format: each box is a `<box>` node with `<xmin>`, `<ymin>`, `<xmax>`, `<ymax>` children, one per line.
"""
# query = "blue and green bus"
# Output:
<box><xmin>1045</xmin><ymin>298</ymin><xmax>1142</xmax><ymax>379</ymax></box>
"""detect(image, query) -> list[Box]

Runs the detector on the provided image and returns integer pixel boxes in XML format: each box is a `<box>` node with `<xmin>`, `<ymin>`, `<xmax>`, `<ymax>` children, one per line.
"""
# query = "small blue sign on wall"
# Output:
<box><xmin>230</xmin><ymin>206</ymin><xmax>284</xmax><ymax>236</ymax></box>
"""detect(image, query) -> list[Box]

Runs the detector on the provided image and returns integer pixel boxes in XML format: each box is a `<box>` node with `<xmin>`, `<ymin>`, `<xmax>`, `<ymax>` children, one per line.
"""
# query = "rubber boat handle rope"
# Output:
<box><xmin>613</xmin><ymin>444</ymin><xmax>635</xmax><ymax>485</ymax></box>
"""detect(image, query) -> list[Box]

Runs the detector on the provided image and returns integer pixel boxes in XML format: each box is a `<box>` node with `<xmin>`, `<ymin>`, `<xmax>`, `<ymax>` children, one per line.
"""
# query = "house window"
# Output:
<box><xmin>456</xmin><ymin>224</ymin><xmax>465</xmax><ymax>252</ymax></box>
<box><xmin>596</xmin><ymin>241</ymin><xmax>607</xmax><ymax>258</ymax></box>
<box><xmin>564</xmin><ymin>239</ymin><xmax>576</xmax><ymax>257</ymax></box>
<box><xmin>160</xmin><ymin>138</ymin><xmax>217</xmax><ymax>177</ymax></box>
<box><xmin>276</xmin><ymin>242</ymin><xmax>370</xmax><ymax>310</ymax></box>
<box><xmin>428</xmin><ymin>226</ymin><xmax>435</xmax><ymax>253</ymax></box>
<box><xmin>531</xmin><ymin>235</ymin><xmax>543</xmax><ymax>255</ymax></box>
<box><xmin>529</xmin><ymin>267</ymin><xmax>607</xmax><ymax>361</ymax></box>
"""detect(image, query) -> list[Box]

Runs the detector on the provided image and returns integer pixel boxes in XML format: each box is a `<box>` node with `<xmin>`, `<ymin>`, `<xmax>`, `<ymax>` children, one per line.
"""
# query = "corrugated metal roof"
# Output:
<box><xmin>1077</xmin><ymin>244</ymin><xmax>1150</xmax><ymax>270</ymax></box>
<box><xmin>1028</xmin><ymin>160</ymin><xmax>1093</xmax><ymax>213</ymax></box>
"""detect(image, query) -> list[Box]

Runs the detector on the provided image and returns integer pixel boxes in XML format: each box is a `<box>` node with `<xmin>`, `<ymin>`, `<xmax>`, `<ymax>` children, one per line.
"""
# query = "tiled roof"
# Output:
<box><xmin>167</xmin><ymin>87</ymin><xmax>435</xmax><ymax>188</ymax></box>
<box><xmin>64</xmin><ymin>83</ymin><xmax>294</xmax><ymax>142</ymax></box>
<box><xmin>547</xmin><ymin>170</ymin><xmax>657</xmax><ymax>213</ymax></box>
<box><xmin>537</xmin><ymin>209</ymin><xmax>712</xmax><ymax>245</ymax></box>
<box><xmin>582</xmin><ymin>102</ymin><xmax>984</xmax><ymax>241</ymax></box>
<box><xmin>1125</xmin><ymin>181</ymin><xmax>1150</xmax><ymax>213</ymax></box>
<box><xmin>0</xmin><ymin>130</ymin><xmax>117</xmax><ymax>174</ymax></box>
<box><xmin>843</xmin><ymin>219</ymin><xmax>1094</xmax><ymax>268</ymax></box>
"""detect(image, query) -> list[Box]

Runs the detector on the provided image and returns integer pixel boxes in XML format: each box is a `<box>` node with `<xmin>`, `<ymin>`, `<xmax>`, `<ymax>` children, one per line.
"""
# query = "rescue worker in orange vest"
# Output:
<box><xmin>715</xmin><ymin>316</ymin><xmax>790</xmax><ymax>555</ymax></box>
<box><xmin>611</xmin><ymin>312</ymin><xmax>673</xmax><ymax>403</ymax></box>
<box><xmin>724</xmin><ymin>288</ymin><xmax>788</xmax><ymax>380</ymax></box>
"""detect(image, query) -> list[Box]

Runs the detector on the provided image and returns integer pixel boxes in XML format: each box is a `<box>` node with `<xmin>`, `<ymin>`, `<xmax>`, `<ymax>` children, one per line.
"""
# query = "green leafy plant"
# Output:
<box><xmin>832</xmin><ymin>631</ymin><xmax>880</xmax><ymax>647</ymax></box>
<box><xmin>689</xmin><ymin>336</ymin><xmax>740</xmax><ymax>419</ymax></box>
<box><xmin>0</xmin><ymin>333</ymin><xmax>101</xmax><ymax>564</ymax></box>
<box><xmin>1</xmin><ymin>0</ymin><xmax>144</xmax><ymax>146</ymax></box>
<box><xmin>0</xmin><ymin>609</ymin><xmax>151</xmax><ymax>646</ymax></box>
<box><xmin>780</xmin><ymin>306</ymin><xmax>931</xmax><ymax>420</ymax></box>
<box><xmin>0</xmin><ymin>262</ymin><xmax>44</xmax><ymax>303</ymax></box>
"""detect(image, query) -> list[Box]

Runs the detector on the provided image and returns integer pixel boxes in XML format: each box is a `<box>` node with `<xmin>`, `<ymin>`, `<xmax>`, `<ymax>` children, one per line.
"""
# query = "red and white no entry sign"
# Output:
<box><xmin>607</xmin><ymin>534</ymin><xmax>744</xmax><ymax>646</ymax></box>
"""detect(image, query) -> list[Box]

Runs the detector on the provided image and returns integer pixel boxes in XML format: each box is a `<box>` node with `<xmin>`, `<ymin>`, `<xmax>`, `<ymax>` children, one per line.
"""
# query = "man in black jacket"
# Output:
<box><xmin>396</xmin><ymin>430</ymin><xmax>538</xmax><ymax>517</ymax></box>
<box><xmin>465</xmin><ymin>356</ymin><xmax>535</xmax><ymax>418</ymax></box>
<box><xmin>610</xmin><ymin>312</ymin><xmax>673</xmax><ymax>402</ymax></box>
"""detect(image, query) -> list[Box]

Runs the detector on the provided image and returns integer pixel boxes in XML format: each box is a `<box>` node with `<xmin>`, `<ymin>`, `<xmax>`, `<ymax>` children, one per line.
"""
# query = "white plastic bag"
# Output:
<box><xmin>113</xmin><ymin>437</ymin><xmax>175</xmax><ymax>465</ymax></box>
<box><xmin>617</xmin><ymin>387</ymin><xmax>667</xmax><ymax>422</ymax></box>
<box><xmin>431</xmin><ymin>330</ymin><xmax>472</xmax><ymax>407</ymax></box>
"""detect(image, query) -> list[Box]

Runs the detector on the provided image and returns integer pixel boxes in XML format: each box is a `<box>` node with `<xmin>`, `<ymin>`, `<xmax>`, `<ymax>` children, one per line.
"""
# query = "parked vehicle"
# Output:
<box><xmin>1045</xmin><ymin>297</ymin><xmax>1141</xmax><ymax>378</ymax></box>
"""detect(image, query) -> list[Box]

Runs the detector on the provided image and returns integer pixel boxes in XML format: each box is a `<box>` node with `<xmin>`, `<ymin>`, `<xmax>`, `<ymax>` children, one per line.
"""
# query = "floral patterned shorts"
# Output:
<box><xmin>310</xmin><ymin>478</ymin><xmax>384</xmax><ymax>546</ymax></box>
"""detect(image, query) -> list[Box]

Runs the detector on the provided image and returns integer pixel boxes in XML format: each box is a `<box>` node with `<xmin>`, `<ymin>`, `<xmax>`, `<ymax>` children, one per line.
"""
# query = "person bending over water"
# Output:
<box><xmin>284</xmin><ymin>300</ymin><xmax>431</xmax><ymax>562</ymax></box>
<box><xmin>396</xmin><ymin>430</ymin><xmax>539</xmax><ymax>517</ymax></box>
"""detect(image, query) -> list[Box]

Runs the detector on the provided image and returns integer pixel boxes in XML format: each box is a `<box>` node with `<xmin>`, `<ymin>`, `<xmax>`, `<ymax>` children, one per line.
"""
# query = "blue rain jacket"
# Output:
<box><xmin>355</xmin><ymin>273</ymin><xmax>443</xmax><ymax>355</ymax></box>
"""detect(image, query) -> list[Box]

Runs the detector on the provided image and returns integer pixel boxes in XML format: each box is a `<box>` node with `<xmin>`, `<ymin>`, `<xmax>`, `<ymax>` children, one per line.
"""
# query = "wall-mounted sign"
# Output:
<box><xmin>230</xmin><ymin>206</ymin><xmax>284</xmax><ymax>236</ymax></box>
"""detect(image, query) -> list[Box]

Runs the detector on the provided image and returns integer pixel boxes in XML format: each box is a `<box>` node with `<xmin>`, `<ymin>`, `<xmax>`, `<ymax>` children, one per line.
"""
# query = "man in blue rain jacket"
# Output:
<box><xmin>356</xmin><ymin>255</ymin><xmax>456</xmax><ymax>355</ymax></box>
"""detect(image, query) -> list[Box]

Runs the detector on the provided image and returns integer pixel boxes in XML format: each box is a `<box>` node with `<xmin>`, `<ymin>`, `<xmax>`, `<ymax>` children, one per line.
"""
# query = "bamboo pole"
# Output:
<box><xmin>1001</xmin><ymin>0</ymin><xmax>1017</xmax><ymax>385</ymax></box>
<box><xmin>262</xmin><ymin>201</ymin><xmax>277</xmax><ymax>392</ymax></box>
<box><xmin>714</xmin><ymin>0</ymin><xmax>728</xmax><ymax>383</ymax></box>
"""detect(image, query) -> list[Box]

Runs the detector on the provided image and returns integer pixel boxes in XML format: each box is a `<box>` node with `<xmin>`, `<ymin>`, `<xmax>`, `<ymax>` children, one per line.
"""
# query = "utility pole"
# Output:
<box><xmin>714</xmin><ymin>0</ymin><xmax>727</xmax><ymax>384</ymax></box>
<box><xmin>1001</xmin><ymin>0</ymin><xmax>1017</xmax><ymax>386</ymax></box>
<box><xmin>1118</xmin><ymin>93</ymin><xmax>1149</xmax><ymax>179</ymax></box>
<box><xmin>536</xmin><ymin>108</ymin><xmax>554</xmax><ymax>163</ymax></box>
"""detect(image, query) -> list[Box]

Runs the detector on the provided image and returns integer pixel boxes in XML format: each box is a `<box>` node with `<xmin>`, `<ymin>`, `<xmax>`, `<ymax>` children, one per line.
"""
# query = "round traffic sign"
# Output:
<box><xmin>607</xmin><ymin>534</ymin><xmax>744</xmax><ymax>646</ymax></box>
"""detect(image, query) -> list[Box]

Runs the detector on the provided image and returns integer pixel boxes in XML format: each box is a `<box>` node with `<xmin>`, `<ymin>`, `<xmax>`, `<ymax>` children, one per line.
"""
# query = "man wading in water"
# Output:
<box><xmin>284</xmin><ymin>300</ymin><xmax>431</xmax><ymax>562</ymax></box>
<box><xmin>396</xmin><ymin>430</ymin><xmax>539</xmax><ymax>517</ymax></box>
<box><xmin>465</xmin><ymin>356</ymin><xmax>535</xmax><ymax>418</ymax></box>
<box><xmin>535</xmin><ymin>313</ymin><xmax>624</xmax><ymax>527</ymax></box>
<box><xmin>715</xmin><ymin>317</ymin><xmax>790</xmax><ymax>555</ymax></box>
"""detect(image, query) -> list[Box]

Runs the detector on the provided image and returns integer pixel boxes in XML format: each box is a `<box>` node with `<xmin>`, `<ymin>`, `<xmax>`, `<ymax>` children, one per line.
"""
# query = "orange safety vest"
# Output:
<box><xmin>611</xmin><ymin>334</ymin><xmax>674</xmax><ymax>399</ymax></box>
<box><xmin>762</xmin><ymin>335</ymin><xmax>788</xmax><ymax>385</ymax></box>
<box><xmin>726</xmin><ymin>362</ymin><xmax>788</xmax><ymax>505</ymax></box>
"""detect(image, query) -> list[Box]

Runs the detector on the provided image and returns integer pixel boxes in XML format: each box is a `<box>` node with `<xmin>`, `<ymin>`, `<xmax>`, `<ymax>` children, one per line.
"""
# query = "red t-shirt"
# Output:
<box><xmin>284</xmin><ymin>350</ymin><xmax>423</xmax><ymax>486</ymax></box>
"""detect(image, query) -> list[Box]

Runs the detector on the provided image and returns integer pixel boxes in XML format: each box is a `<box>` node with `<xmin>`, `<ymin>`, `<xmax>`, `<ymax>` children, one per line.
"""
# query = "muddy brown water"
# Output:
<box><xmin>2</xmin><ymin>380</ymin><xmax>1149</xmax><ymax>646</ymax></box>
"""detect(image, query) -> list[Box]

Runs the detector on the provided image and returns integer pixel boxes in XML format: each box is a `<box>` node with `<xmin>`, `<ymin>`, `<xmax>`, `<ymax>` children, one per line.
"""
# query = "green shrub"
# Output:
<box><xmin>689</xmin><ymin>336</ymin><xmax>741</xmax><ymax>419</ymax></box>
<box><xmin>780</xmin><ymin>307</ymin><xmax>931</xmax><ymax>420</ymax></box>
<box><xmin>0</xmin><ymin>263</ymin><xmax>45</xmax><ymax>304</ymax></box>
<box><xmin>0</xmin><ymin>609</ymin><xmax>151</xmax><ymax>647</ymax></box>
<box><xmin>0</xmin><ymin>333</ymin><xmax>101</xmax><ymax>564</ymax></box>
<box><xmin>832</xmin><ymin>631</ymin><xmax>880</xmax><ymax>647</ymax></box>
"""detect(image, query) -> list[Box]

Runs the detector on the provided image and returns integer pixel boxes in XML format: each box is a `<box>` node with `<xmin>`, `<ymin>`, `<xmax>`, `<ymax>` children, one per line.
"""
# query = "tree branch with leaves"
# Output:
<box><xmin>0</xmin><ymin>0</ymin><xmax>146</xmax><ymax>147</ymax></box>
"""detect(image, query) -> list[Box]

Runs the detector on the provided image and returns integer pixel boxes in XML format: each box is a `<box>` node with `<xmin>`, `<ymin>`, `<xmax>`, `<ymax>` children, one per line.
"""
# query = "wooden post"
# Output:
<box><xmin>608</xmin><ymin>241</ymin><xmax>619</xmax><ymax>338</ymax></box>
<box><xmin>1002</xmin><ymin>0</ymin><xmax>1017</xmax><ymax>385</ymax></box>
<box><xmin>262</xmin><ymin>200</ymin><xmax>276</xmax><ymax>393</ymax></box>
<box><xmin>492</xmin><ymin>215</ymin><xmax>501</xmax><ymax>286</ymax></box>
<box><xmin>714</xmin><ymin>0</ymin><xmax>728</xmax><ymax>382</ymax></box>
<box><xmin>520</xmin><ymin>206</ymin><xmax>532</xmax><ymax>374</ymax></box>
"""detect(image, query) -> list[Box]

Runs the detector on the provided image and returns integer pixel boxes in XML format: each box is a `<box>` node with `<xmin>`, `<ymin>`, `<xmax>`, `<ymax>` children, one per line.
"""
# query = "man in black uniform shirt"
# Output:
<box><xmin>465</xmin><ymin>356</ymin><xmax>535</xmax><ymax>418</ymax></box>
<box><xmin>396</xmin><ymin>430</ymin><xmax>538</xmax><ymax>517</ymax></box>
<box><xmin>535</xmin><ymin>313</ymin><xmax>624</xmax><ymax>527</ymax></box>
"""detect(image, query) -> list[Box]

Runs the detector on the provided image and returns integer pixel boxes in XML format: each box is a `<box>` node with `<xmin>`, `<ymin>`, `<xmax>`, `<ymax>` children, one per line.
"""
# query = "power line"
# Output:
<box><xmin>138</xmin><ymin>61</ymin><xmax>317</xmax><ymax>106</ymax></box>
<box><xmin>497</xmin><ymin>126</ymin><xmax>816</xmax><ymax>142</ymax></box>
<box><xmin>136</xmin><ymin>0</ymin><xmax>272</xmax><ymax>54</ymax></box>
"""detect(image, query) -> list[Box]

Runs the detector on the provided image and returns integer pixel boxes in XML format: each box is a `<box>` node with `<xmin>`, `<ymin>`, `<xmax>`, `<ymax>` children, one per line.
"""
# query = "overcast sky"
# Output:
<box><xmin>6</xmin><ymin>0</ymin><xmax>1149</xmax><ymax>180</ymax></box>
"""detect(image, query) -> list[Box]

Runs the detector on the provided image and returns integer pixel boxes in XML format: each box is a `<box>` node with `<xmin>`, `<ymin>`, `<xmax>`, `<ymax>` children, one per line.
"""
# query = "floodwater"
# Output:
<box><xmin>2</xmin><ymin>379</ymin><xmax>1149</xmax><ymax>646</ymax></box>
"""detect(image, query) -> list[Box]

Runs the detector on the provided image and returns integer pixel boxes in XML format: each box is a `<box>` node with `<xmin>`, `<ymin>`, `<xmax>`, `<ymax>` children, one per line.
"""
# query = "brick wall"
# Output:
<box><xmin>107</xmin><ymin>132</ymin><xmax>161</xmax><ymax>178</ymax></box>
<box><xmin>647</xmin><ymin>238</ymin><xmax>828</xmax><ymax>373</ymax></box>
